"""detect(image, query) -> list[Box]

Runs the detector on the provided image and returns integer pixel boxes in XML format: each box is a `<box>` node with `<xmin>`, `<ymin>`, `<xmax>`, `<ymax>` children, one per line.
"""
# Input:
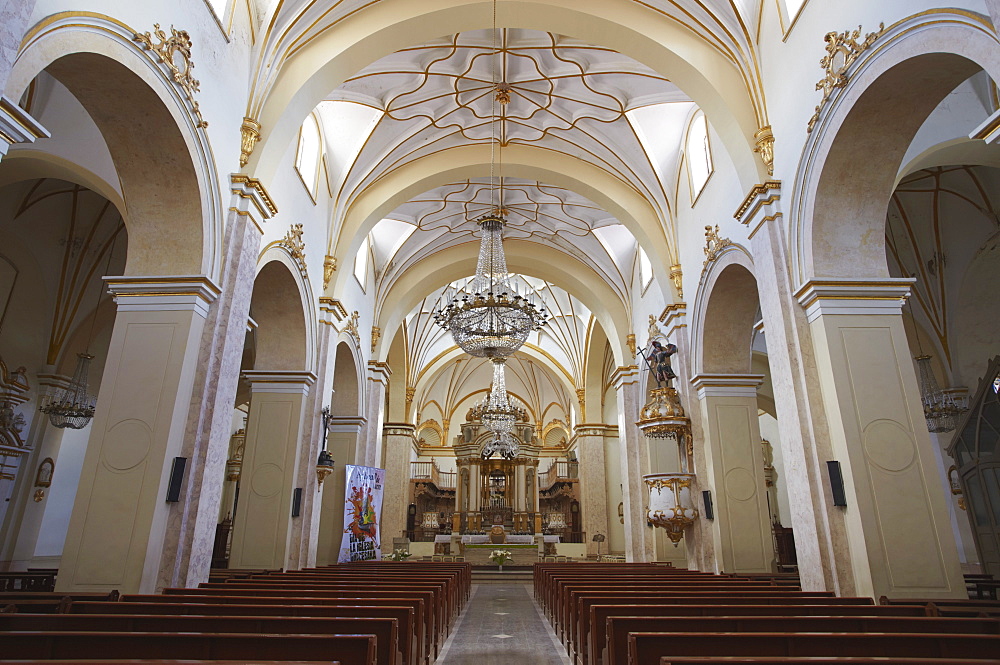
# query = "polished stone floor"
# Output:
<box><xmin>435</xmin><ymin>584</ymin><xmax>573</xmax><ymax>664</ymax></box>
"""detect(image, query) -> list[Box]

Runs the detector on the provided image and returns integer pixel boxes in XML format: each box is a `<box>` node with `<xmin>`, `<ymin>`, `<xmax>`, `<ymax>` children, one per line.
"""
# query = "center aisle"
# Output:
<box><xmin>435</xmin><ymin>583</ymin><xmax>572</xmax><ymax>665</ymax></box>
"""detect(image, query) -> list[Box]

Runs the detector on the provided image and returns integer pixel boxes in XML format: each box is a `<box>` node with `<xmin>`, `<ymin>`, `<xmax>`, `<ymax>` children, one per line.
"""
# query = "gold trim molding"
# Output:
<box><xmin>753</xmin><ymin>126</ymin><xmax>774</xmax><ymax>176</ymax></box>
<box><xmin>807</xmin><ymin>23</ymin><xmax>886</xmax><ymax>133</ymax></box>
<box><xmin>278</xmin><ymin>224</ymin><xmax>307</xmax><ymax>278</ymax></box>
<box><xmin>239</xmin><ymin>117</ymin><xmax>261</xmax><ymax>167</ymax></box>
<box><xmin>133</xmin><ymin>24</ymin><xmax>208</xmax><ymax>128</ymax></box>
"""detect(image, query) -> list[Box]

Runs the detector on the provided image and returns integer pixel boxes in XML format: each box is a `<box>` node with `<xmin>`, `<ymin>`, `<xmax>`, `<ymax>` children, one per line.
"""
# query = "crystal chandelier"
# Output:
<box><xmin>915</xmin><ymin>355</ymin><xmax>968</xmax><ymax>433</ymax></box>
<box><xmin>433</xmin><ymin>214</ymin><xmax>547</xmax><ymax>357</ymax></box>
<box><xmin>40</xmin><ymin>353</ymin><xmax>96</xmax><ymax>429</ymax></box>
<box><xmin>472</xmin><ymin>358</ymin><xmax>526</xmax><ymax>459</ymax></box>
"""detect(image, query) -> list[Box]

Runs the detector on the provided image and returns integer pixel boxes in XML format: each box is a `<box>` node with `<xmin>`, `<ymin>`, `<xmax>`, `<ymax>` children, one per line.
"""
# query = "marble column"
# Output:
<box><xmin>381</xmin><ymin>423</ymin><xmax>416</xmax><ymax>547</ymax></box>
<box><xmin>316</xmin><ymin>416</ymin><xmax>364</xmax><ymax>565</ymax></box>
<box><xmin>228</xmin><ymin>371</ymin><xmax>315</xmax><ymax>570</ymax></box>
<box><xmin>157</xmin><ymin>175</ymin><xmax>272</xmax><ymax>590</ymax></box>
<box><xmin>797</xmin><ymin>280</ymin><xmax>965</xmax><ymax>599</ymax></box>
<box><xmin>613</xmin><ymin>365</ymin><xmax>654</xmax><ymax>562</ymax></box>
<box><xmin>575</xmin><ymin>424</ymin><xmax>610</xmax><ymax>556</ymax></box>
<box><xmin>736</xmin><ymin>182</ymin><xmax>844</xmax><ymax>591</ymax></box>
<box><xmin>364</xmin><ymin>361</ymin><xmax>390</xmax><ymax>468</ymax></box>
<box><xmin>57</xmin><ymin>277</ymin><xmax>219</xmax><ymax>593</ymax></box>
<box><xmin>691</xmin><ymin>374</ymin><xmax>773</xmax><ymax>574</ymax></box>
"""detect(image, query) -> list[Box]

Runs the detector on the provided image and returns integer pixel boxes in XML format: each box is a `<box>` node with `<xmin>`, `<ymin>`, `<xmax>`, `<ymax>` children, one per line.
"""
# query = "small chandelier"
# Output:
<box><xmin>473</xmin><ymin>358</ymin><xmax>526</xmax><ymax>459</ymax></box>
<box><xmin>40</xmin><ymin>353</ymin><xmax>96</xmax><ymax>429</ymax></box>
<box><xmin>433</xmin><ymin>214</ymin><xmax>547</xmax><ymax>358</ymax></box>
<box><xmin>915</xmin><ymin>355</ymin><xmax>968</xmax><ymax>433</ymax></box>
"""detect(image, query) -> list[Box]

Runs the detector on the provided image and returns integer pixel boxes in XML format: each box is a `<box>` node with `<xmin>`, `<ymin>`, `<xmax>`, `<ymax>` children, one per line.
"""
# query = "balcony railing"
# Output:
<box><xmin>410</xmin><ymin>460</ymin><xmax>455</xmax><ymax>489</ymax></box>
<box><xmin>539</xmin><ymin>460</ymin><xmax>575</xmax><ymax>488</ymax></box>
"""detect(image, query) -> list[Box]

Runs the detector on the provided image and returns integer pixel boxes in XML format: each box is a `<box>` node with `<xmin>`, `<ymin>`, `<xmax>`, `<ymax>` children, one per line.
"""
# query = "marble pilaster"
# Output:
<box><xmin>381</xmin><ymin>423</ymin><xmax>416</xmax><ymax>545</ymax></box>
<box><xmin>0</xmin><ymin>1</ymin><xmax>36</xmax><ymax>95</ymax></box>
<box><xmin>365</xmin><ymin>361</ymin><xmax>391</xmax><ymax>468</ymax></box>
<box><xmin>57</xmin><ymin>277</ymin><xmax>219</xmax><ymax>593</ymax></box>
<box><xmin>228</xmin><ymin>371</ymin><xmax>315</xmax><ymax>570</ymax></box>
<box><xmin>575</xmin><ymin>424</ymin><xmax>610</xmax><ymax>556</ymax></box>
<box><xmin>797</xmin><ymin>279</ymin><xmax>965</xmax><ymax>599</ymax></box>
<box><xmin>691</xmin><ymin>374</ymin><xmax>773</xmax><ymax>574</ymax></box>
<box><xmin>736</xmin><ymin>181</ymin><xmax>843</xmax><ymax>591</ymax></box>
<box><xmin>156</xmin><ymin>175</ymin><xmax>273</xmax><ymax>590</ymax></box>
<box><xmin>613</xmin><ymin>365</ymin><xmax>654</xmax><ymax>562</ymax></box>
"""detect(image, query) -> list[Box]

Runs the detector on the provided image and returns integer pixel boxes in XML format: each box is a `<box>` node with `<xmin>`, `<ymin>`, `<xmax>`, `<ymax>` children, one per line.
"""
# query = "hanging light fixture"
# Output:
<box><xmin>915</xmin><ymin>355</ymin><xmax>967</xmax><ymax>433</ymax></box>
<box><xmin>40</xmin><ymin>232</ymin><xmax>119</xmax><ymax>429</ymax></box>
<box><xmin>432</xmin><ymin>3</ymin><xmax>547</xmax><ymax>357</ymax></box>
<box><xmin>40</xmin><ymin>353</ymin><xmax>96</xmax><ymax>429</ymax></box>
<box><xmin>471</xmin><ymin>357</ymin><xmax>527</xmax><ymax>459</ymax></box>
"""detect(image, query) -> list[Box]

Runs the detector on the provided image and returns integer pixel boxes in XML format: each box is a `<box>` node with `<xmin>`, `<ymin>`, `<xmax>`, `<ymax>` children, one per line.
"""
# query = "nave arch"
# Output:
<box><xmin>372</xmin><ymin>239</ymin><xmax>631</xmax><ymax>366</ymax></box>
<box><xmin>5</xmin><ymin>19</ymin><xmax>220</xmax><ymax>278</ymax></box>
<box><xmin>794</xmin><ymin>13</ymin><xmax>1000</xmax><ymax>283</ymax></box>
<box><xmin>331</xmin><ymin>142</ymin><xmax>675</xmax><ymax>303</ymax></box>
<box><xmin>247</xmin><ymin>0</ymin><xmax>765</xmax><ymax>190</ymax></box>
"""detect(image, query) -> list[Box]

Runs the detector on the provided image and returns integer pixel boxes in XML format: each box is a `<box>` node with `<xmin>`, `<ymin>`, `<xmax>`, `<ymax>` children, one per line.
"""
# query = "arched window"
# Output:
<box><xmin>685</xmin><ymin>112</ymin><xmax>713</xmax><ymax>201</ymax></box>
<box><xmin>295</xmin><ymin>113</ymin><xmax>322</xmax><ymax>199</ymax></box>
<box><xmin>354</xmin><ymin>235</ymin><xmax>370</xmax><ymax>291</ymax></box>
<box><xmin>638</xmin><ymin>246</ymin><xmax>652</xmax><ymax>291</ymax></box>
<box><xmin>205</xmin><ymin>0</ymin><xmax>230</xmax><ymax>22</ymax></box>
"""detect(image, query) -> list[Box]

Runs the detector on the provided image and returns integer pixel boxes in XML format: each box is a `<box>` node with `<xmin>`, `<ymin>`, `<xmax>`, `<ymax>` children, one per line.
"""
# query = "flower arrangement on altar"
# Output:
<box><xmin>489</xmin><ymin>549</ymin><xmax>512</xmax><ymax>566</ymax></box>
<box><xmin>385</xmin><ymin>548</ymin><xmax>412</xmax><ymax>561</ymax></box>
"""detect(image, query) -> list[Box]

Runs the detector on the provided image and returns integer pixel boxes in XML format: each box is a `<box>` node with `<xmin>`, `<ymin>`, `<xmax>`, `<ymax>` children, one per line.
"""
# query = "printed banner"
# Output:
<box><xmin>338</xmin><ymin>464</ymin><xmax>385</xmax><ymax>563</ymax></box>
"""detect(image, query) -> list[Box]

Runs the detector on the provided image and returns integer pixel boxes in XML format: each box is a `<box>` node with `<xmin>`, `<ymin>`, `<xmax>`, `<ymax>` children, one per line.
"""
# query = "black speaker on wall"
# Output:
<box><xmin>827</xmin><ymin>460</ymin><xmax>848</xmax><ymax>507</ymax></box>
<box><xmin>166</xmin><ymin>457</ymin><xmax>187</xmax><ymax>503</ymax></box>
<box><xmin>702</xmin><ymin>490</ymin><xmax>715</xmax><ymax>520</ymax></box>
<box><xmin>291</xmin><ymin>487</ymin><xmax>303</xmax><ymax>518</ymax></box>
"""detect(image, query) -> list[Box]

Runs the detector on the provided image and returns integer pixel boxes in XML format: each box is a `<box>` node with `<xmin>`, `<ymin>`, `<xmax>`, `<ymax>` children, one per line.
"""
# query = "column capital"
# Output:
<box><xmin>734</xmin><ymin>180</ymin><xmax>782</xmax><ymax>239</ymax></box>
<box><xmin>367</xmin><ymin>360</ymin><xmax>392</xmax><ymax>384</ymax></box>
<box><xmin>690</xmin><ymin>373</ymin><xmax>764</xmax><ymax>399</ymax></box>
<box><xmin>574</xmin><ymin>423</ymin><xmax>616</xmax><ymax>438</ymax></box>
<box><xmin>327</xmin><ymin>416</ymin><xmax>366</xmax><ymax>433</ymax></box>
<box><xmin>659</xmin><ymin>303</ymin><xmax>687</xmax><ymax>336</ymax></box>
<box><xmin>794</xmin><ymin>278</ymin><xmax>914</xmax><ymax>323</ymax></box>
<box><xmin>611</xmin><ymin>365</ymin><xmax>640</xmax><ymax>390</ymax></box>
<box><xmin>0</xmin><ymin>96</ymin><xmax>49</xmax><ymax>157</ymax></box>
<box><xmin>242</xmin><ymin>370</ymin><xmax>317</xmax><ymax>394</ymax></box>
<box><xmin>106</xmin><ymin>275</ymin><xmax>221</xmax><ymax>317</ymax></box>
<box><xmin>383</xmin><ymin>422</ymin><xmax>416</xmax><ymax>438</ymax></box>
<box><xmin>229</xmin><ymin>174</ymin><xmax>277</xmax><ymax>233</ymax></box>
<box><xmin>319</xmin><ymin>297</ymin><xmax>348</xmax><ymax>326</ymax></box>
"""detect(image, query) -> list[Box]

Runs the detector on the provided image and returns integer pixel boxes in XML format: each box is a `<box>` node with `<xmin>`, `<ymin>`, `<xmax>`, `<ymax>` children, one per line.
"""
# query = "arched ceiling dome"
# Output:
<box><xmin>318</xmin><ymin>28</ymin><xmax>692</xmax><ymax>221</ymax></box>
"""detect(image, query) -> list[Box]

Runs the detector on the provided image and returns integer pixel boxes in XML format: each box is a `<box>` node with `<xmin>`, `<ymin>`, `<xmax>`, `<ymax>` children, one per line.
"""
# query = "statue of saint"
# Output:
<box><xmin>645</xmin><ymin>340</ymin><xmax>678</xmax><ymax>387</ymax></box>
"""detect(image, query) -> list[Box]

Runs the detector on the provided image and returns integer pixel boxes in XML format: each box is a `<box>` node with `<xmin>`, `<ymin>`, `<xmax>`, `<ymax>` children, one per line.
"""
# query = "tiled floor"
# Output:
<box><xmin>435</xmin><ymin>583</ymin><xmax>573</xmax><ymax>664</ymax></box>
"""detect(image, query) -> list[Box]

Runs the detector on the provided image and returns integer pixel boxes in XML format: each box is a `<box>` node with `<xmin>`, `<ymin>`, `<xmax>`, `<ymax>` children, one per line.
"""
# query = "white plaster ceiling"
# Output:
<box><xmin>320</xmin><ymin>28</ymin><xmax>688</xmax><ymax>220</ymax></box>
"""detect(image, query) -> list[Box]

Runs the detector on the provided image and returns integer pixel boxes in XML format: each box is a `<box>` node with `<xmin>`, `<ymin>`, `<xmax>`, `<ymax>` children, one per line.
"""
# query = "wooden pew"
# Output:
<box><xmin>0</xmin><ymin>632</ymin><xmax>376</xmax><ymax>664</ymax></box>
<box><xmin>188</xmin><ymin>581</ymin><xmax>446</xmax><ymax>643</ymax></box>
<box><xmin>658</xmin><ymin>659</ymin><xmax>1000</xmax><ymax>664</ymax></box>
<box><xmin>0</xmin><ymin>661</ymin><xmax>338</xmax><ymax>664</ymax></box>
<box><xmin>562</xmin><ymin>589</ymin><xmax>844</xmax><ymax>646</ymax></box>
<box><xmin>0</xmin><ymin>613</ymin><xmax>400</xmax><ymax>665</ymax></box>
<box><xmin>605</xmin><ymin>615</ymin><xmax>1000</xmax><ymax>665</ymax></box>
<box><xmin>121</xmin><ymin>593</ymin><xmax>433</xmax><ymax>664</ymax></box>
<box><xmin>69</xmin><ymin>601</ymin><xmax>421</xmax><ymax>665</ymax></box>
<box><xmin>627</xmin><ymin>632</ymin><xmax>1000</xmax><ymax>664</ymax></box>
<box><xmin>585</xmin><ymin>603</ymin><xmax>933</xmax><ymax>665</ymax></box>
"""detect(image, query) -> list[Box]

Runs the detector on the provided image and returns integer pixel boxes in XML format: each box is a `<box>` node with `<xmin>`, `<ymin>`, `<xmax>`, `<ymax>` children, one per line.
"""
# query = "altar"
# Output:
<box><xmin>461</xmin><ymin>542</ymin><xmax>539</xmax><ymax>566</ymax></box>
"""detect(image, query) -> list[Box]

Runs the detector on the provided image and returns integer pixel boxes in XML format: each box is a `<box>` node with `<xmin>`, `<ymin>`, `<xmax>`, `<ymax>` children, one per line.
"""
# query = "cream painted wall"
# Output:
<box><xmin>758</xmin><ymin>413</ymin><xmax>792</xmax><ymax>526</ymax></box>
<box><xmin>32</xmin><ymin>422</ymin><xmax>88</xmax><ymax>559</ymax></box>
